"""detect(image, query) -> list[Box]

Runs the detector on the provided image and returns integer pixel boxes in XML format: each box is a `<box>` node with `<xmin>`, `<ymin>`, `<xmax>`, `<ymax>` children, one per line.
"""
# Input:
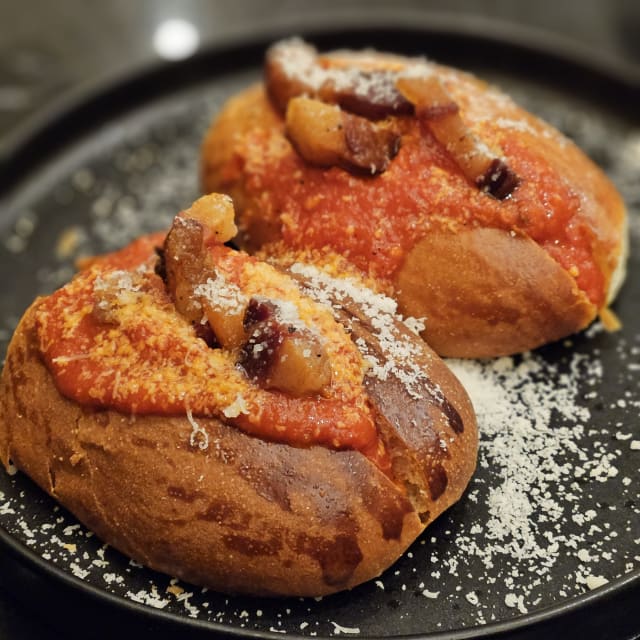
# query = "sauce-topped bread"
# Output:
<box><xmin>201</xmin><ymin>38</ymin><xmax>628</xmax><ymax>357</ymax></box>
<box><xmin>0</xmin><ymin>194</ymin><xmax>477</xmax><ymax>597</ymax></box>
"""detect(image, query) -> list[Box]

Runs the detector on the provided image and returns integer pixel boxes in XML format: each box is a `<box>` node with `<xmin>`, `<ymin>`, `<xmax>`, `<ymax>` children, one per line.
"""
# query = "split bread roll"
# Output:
<box><xmin>201</xmin><ymin>38</ymin><xmax>628</xmax><ymax>358</ymax></box>
<box><xmin>0</xmin><ymin>194</ymin><xmax>477</xmax><ymax>597</ymax></box>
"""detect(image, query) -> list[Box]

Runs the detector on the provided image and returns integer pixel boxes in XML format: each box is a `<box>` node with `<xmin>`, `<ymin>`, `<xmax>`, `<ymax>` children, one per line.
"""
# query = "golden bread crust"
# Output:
<box><xmin>0</xmin><ymin>266</ymin><xmax>477</xmax><ymax>596</ymax></box>
<box><xmin>201</xmin><ymin>50</ymin><xmax>627</xmax><ymax>357</ymax></box>
<box><xmin>395</xmin><ymin>229</ymin><xmax>597</xmax><ymax>358</ymax></box>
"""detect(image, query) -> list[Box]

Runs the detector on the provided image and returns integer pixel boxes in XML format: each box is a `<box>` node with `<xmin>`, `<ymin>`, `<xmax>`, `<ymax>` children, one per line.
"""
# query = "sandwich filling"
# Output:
<box><xmin>36</xmin><ymin>196</ymin><xmax>382</xmax><ymax>460</ymax></box>
<box><xmin>219</xmin><ymin>38</ymin><xmax>624</xmax><ymax>308</ymax></box>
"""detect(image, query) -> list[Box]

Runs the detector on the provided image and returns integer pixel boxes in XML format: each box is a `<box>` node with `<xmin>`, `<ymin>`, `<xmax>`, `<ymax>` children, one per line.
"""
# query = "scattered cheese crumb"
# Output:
<box><xmin>330</xmin><ymin>621</ymin><xmax>361</xmax><ymax>634</ymax></box>
<box><xmin>222</xmin><ymin>393</ymin><xmax>249</xmax><ymax>418</ymax></box>
<box><xmin>186</xmin><ymin>409</ymin><xmax>209</xmax><ymax>450</ymax></box>
<box><xmin>585</xmin><ymin>575</ymin><xmax>609</xmax><ymax>590</ymax></box>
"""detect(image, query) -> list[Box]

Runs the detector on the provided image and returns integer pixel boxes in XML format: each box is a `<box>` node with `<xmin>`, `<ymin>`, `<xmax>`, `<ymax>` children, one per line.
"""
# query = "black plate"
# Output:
<box><xmin>0</xmin><ymin>24</ymin><xmax>639</xmax><ymax>640</ymax></box>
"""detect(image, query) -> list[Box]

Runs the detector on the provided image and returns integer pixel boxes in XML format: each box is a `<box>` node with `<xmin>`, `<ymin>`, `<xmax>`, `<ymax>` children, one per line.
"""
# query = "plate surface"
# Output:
<box><xmin>0</xmin><ymin>26</ymin><xmax>639</xmax><ymax>640</ymax></box>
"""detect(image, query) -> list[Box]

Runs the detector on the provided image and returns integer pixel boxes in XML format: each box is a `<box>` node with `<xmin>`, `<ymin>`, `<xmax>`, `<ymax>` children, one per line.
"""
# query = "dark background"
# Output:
<box><xmin>0</xmin><ymin>1</ymin><xmax>639</xmax><ymax>638</ymax></box>
<box><xmin>1</xmin><ymin>0</ymin><xmax>639</xmax><ymax>150</ymax></box>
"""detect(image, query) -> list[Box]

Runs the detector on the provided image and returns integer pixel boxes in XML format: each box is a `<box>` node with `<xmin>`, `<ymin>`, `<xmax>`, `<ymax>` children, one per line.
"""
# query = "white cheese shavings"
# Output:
<box><xmin>93</xmin><ymin>269</ymin><xmax>141</xmax><ymax>295</ymax></box>
<box><xmin>504</xmin><ymin>593</ymin><xmax>528</xmax><ymax>614</ymax></box>
<box><xmin>585</xmin><ymin>575</ymin><xmax>609</xmax><ymax>590</ymax></box>
<box><xmin>222</xmin><ymin>393</ymin><xmax>249</xmax><ymax>418</ymax></box>
<box><xmin>249</xmin><ymin>295</ymin><xmax>309</xmax><ymax>334</ymax></box>
<box><xmin>403</xmin><ymin>316</ymin><xmax>426</xmax><ymax>335</ymax></box>
<box><xmin>444</xmin><ymin>347</ymin><xmax>621</xmax><ymax>601</ymax></box>
<box><xmin>272</xmin><ymin>37</ymin><xmax>434</xmax><ymax>108</ymax></box>
<box><xmin>193</xmin><ymin>275</ymin><xmax>246</xmax><ymax>315</ymax></box>
<box><xmin>290</xmin><ymin>262</ymin><xmax>437</xmax><ymax>401</ymax></box>
<box><xmin>127</xmin><ymin>587</ymin><xmax>170</xmax><ymax>609</ymax></box>
<box><xmin>330</xmin><ymin>621</ymin><xmax>362</xmax><ymax>634</ymax></box>
<box><xmin>186</xmin><ymin>409</ymin><xmax>209</xmax><ymax>450</ymax></box>
<box><xmin>69</xmin><ymin>562</ymin><xmax>89</xmax><ymax>579</ymax></box>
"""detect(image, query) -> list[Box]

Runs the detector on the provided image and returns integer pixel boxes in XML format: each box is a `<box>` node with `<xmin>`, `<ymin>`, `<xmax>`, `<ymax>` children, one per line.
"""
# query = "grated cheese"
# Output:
<box><xmin>0</xmin><ymin>67</ymin><xmax>637</xmax><ymax>636</ymax></box>
<box><xmin>270</xmin><ymin>38</ymin><xmax>444</xmax><ymax>114</ymax></box>
<box><xmin>193</xmin><ymin>275</ymin><xmax>246</xmax><ymax>316</ymax></box>
<box><xmin>222</xmin><ymin>393</ymin><xmax>249</xmax><ymax>419</ymax></box>
<box><xmin>186</xmin><ymin>409</ymin><xmax>209</xmax><ymax>451</ymax></box>
<box><xmin>290</xmin><ymin>261</ymin><xmax>438</xmax><ymax>401</ymax></box>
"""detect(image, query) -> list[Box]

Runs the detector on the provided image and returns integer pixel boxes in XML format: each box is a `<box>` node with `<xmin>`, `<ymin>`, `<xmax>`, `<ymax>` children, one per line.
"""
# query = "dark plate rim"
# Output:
<box><xmin>1</xmin><ymin>509</ymin><xmax>638</xmax><ymax>640</ymax></box>
<box><xmin>0</xmin><ymin>17</ymin><xmax>639</xmax><ymax>640</ymax></box>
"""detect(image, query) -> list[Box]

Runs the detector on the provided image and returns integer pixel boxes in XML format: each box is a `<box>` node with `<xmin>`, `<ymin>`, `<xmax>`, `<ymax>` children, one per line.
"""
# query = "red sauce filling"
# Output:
<box><xmin>36</xmin><ymin>236</ymin><xmax>386</xmax><ymax>466</ymax></box>
<box><xmin>240</xmin><ymin>121</ymin><xmax>605</xmax><ymax>306</ymax></box>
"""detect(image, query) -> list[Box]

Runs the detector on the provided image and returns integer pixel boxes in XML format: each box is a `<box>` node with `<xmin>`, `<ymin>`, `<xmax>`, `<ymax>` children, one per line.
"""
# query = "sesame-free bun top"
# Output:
<box><xmin>201</xmin><ymin>38</ymin><xmax>628</xmax><ymax>357</ymax></box>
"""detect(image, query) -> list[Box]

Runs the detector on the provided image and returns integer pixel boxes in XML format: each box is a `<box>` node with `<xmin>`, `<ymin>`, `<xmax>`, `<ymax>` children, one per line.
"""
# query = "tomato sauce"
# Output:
<box><xmin>241</xmin><ymin>119</ymin><xmax>606</xmax><ymax>306</ymax></box>
<box><xmin>36</xmin><ymin>236</ymin><xmax>385</xmax><ymax>465</ymax></box>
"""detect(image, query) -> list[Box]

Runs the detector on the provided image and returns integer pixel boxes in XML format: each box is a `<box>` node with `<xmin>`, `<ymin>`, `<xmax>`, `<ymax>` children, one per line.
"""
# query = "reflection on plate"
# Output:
<box><xmin>0</xmin><ymin>29</ymin><xmax>639</xmax><ymax>639</ymax></box>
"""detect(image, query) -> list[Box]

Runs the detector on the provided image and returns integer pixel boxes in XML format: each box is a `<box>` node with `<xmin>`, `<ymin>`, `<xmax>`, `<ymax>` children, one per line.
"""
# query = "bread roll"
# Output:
<box><xmin>0</xmin><ymin>194</ymin><xmax>477</xmax><ymax>597</ymax></box>
<box><xmin>201</xmin><ymin>38</ymin><xmax>628</xmax><ymax>358</ymax></box>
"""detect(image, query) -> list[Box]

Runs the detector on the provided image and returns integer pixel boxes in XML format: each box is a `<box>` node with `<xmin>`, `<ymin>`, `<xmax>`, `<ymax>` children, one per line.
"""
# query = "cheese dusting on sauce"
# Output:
<box><xmin>32</xmin><ymin>231</ymin><xmax>444</xmax><ymax>466</ymax></box>
<box><xmin>36</xmin><ymin>237</ymin><xmax>382</xmax><ymax>455</ymax></box>
<box><xmin>229</xmin><ymin>44</ymin><xmax>624</xmax><ymax>309</ymax></box>
<box><xmin>290</xmin><ymin>261</ymin><xmax>441</xmax><ymax>402</ymax></box>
